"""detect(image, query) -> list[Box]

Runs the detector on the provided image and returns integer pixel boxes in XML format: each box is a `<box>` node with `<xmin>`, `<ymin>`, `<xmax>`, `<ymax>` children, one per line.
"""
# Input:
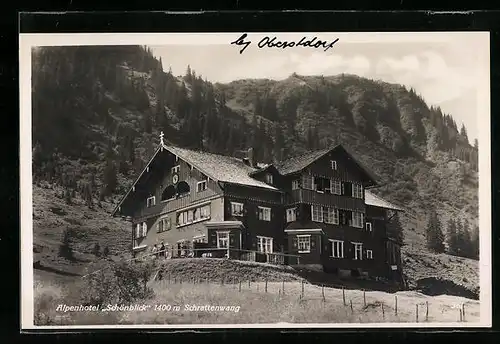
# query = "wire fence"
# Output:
<box><xmin>151</xmin><ymin>275</ymin><xmax>472</xmax><ymax>323</ymax></box>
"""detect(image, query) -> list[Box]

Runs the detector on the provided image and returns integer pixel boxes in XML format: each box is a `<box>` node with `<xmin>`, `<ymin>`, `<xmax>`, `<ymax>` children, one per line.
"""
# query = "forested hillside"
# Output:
<box><xmin>31</xmin><ymin>46</ymin><xmax>480</xmax><ymax>293</ymax></box>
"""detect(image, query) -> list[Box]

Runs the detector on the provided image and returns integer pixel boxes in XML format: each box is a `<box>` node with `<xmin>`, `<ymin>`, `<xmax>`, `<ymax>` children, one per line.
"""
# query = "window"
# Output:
<box><xmin>352</xmin><ymin>211</ymin><xmax>364</xmax><ymax>228</ymax></box>
<box><xmin>302</xmin><ymin>175</ymin><xmax>314</xmax><ymax>190</ymax></box>
<box><xmin>258</xmin><ymin>206</ymin><xmax>271</xmax><ymax>221</ymax></box>
<box><xmin>366</xmin><ymin>249</ymin><xmax>373</xmax><ymax>259</ymax></box>
<box><xmin>297</xmin><ymin>235</ymin><xmax>311</xmax><ymax>253</ymax></box>
<box><xmin>331</xmin><ymin>240</ymin><xmax>344</xmax><ymax>258</ymax></box>
<box><xmin>331</xmin><ymin>179</ymin><xmax>342</xmax><ymax>195</ymax></box>
<box><xmin>217</xmin><ymin>231</ymin><xmax>229</xmax><ymax>249</ymax></box>
<box><xmin>135</xmin><ymin>224</ymin><xmax>141</xmax><ymax>238</ymax></box>
<box><xmin>292</xmin><ymin>179</ymin><xmax>300</xmax><ymax>190</ymax></box>
<box><xmin>200</xmin><ymin>205</ymin><xmax>211</xmax><ymax>219</ymax></box>
<box><xmin>366</xmin><ymin>222</ymin><xmax>372</xmax><ymax>232</ymax></box>
<box><xmin>146</xmin><ymin>196</ymin><xmax>156</xmax><ymax>208</ymax></box>
<box><xmin>176</xmin><ymin>204</ymin><xmax>211</xmax><ymax>227</ymax></box>
<box><xmin>265</xmin><ymin>174</ymin><xmax>273</xmax><ymax>184</ymax></box>
<box><xmin>141</xmin><ymin>222</ymin><xmax>147</xmax><ymax>237</ymax></box>
<box><xmin>231</xmin><ymin>202</ymin><xmax>244</xmax><ymax>216</ymax></box>
<box><xmin>286</xmin><ymin>208</ymin><xmax>297</xmax><ymax>222</ymax></box>
<box><xmin>352</xmin><ymin>184</ymin><xmax>364</xmax><ymax>199</ymax></box>
<box><xmin>157</xmin><ymin>217</ymin><xmax>171</xmax><ymax>233</ymax></box>
<box><xmin>311</xmin><ymin>205</ymin><xmax>323</xmax><ymax>222</ymax></box>
<box><xmin>331</xmin><ymin>160</ymin><xmax>337</xmax><ymax>170</ymax></box>
<box><xmin>257</xmin><ymin>236</ymin><xmax>273</xmax><ymax>253</ymax></box>
<box><xmin>352</xmin><ymin>242</ymin><xmax>363</xmax><ymax>260</ymax></box>
<box><xmin>196</xmin><ymin>180</ymin><xmax>207</xmax><ymax>192</ymax></box>
<box><xmin>314</xmin><ymin>177</ymin><xmax>330</xmax><ymax>193</ymax></box>
<box><xmin>193</xmin><ymin>235</ymin><xmax>206</xmax><ymax>243</ymax></box>
<box><xmin>171</xmin><ymin>165</ymin><xmax>180</xmax><ymax>174</ymax></box>
<box><xmin>324</xmin><ymin>207</ymin><xmax>339</xmax><ymax>225</ymax></box>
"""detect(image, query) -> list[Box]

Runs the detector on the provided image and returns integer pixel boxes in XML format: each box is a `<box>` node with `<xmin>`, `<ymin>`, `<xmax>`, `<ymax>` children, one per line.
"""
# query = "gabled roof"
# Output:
<box><xmin>365</xmin><ymin>190</ymin><xmax>405</xmax><ymax>212</ymax></box>
<box><xmin>276</xmin><ymin>147</ymin><xmax>331</xmax><ymax>175</ymax></box>
<box><xmin>163</xmin><ymin>144</ymin><xmax>279</xmax><ymax>191</ymax></box>
<box><xmin>248</xmin><ymin>163</ymin><xmax>280</xmax><ymax>177</ymax></box>
<box><xmin>112</xmin><ymin>143</ymin><xmax>280</xmax><ymax>216</ymax></box>
<box><xmin>276</xmin><ymin>144</ymin><xmax>379</xmax><ymax>185</ymax></box>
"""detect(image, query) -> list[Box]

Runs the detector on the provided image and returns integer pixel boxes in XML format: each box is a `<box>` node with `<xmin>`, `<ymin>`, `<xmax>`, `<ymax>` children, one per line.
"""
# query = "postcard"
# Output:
<box><xmin>19</xmin><ymin>31</ymin><xmax>491</xmax><ymax>329</ymax></box>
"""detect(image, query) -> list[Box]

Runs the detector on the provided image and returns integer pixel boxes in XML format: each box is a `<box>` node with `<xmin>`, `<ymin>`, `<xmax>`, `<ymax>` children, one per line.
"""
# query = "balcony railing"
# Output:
<box><xmin>140</xmin><ymin>246</ymin><xmax>300</xmax><ymax>266</ymax></box>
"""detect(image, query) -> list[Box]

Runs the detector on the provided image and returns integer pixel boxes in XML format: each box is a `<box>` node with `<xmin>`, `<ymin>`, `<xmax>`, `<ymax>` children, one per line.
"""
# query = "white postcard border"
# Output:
<box><xmin>19</xmin><ymin>32</ymin><xmax>492</xmax><ymax>329</ymax></box>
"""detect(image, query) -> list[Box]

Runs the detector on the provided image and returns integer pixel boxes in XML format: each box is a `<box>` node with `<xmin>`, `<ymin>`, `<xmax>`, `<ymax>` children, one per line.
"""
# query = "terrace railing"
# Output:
<box><xmin>147</xmin><ymin>247</ymin><xmax>300</xmax><ymax>266</ymax></box>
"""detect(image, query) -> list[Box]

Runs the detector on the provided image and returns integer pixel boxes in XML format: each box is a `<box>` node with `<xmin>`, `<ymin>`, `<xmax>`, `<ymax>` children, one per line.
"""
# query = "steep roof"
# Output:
<box><xmin>112</xmin><ymin>143</ymin><xmax>279</xmax><ymax>216</ymax></box>
<box><xmin>365</xmin><ymin>190</ymin><xmax>405</xmax><ymax>212</ymax></box>
<box><xmin>276</xmin><ymin>148</ymin><xmax>331</xmax><ymax>175</ymax></box>
<box><xmin>276</xmin><ymin>144</ymin><xmax>379</xmax><ymax>185</ymax></box>
<box><xmin>163</xmin><ymin>144</ymin><xmax>279</xmax><ymax>191</ymax></box>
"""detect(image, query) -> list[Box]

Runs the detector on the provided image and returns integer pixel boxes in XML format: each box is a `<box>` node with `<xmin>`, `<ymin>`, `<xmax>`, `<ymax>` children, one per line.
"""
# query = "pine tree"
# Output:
<box><xmin>64</xmin><ymin>187</ymin><xmax>72</xmax><ymax>205</ymax></box>
<box><xmin>425</xmin><ymin>210</ymin><xmax>445</xmax><ymax>253</ymax></box>
<box><xmin>102</xmin><ymin>160</ymin><xmax>117</xmax><ymax>197</ymax></box>
<box><xmin>58</xmin><ymin>228</ymin><xmax>74</xmax><ymax>260</ymax></box>
<box><xmin>471</xmin><ymin>225</ymin><xmax>479</xmax><ymax>260</ymax></box>
<box><xmin>274</xmin><ymin>125</ymin><xmax>285</xmax><ymax>162</ymax></box>
<box><xmin>445</xmin><ymin>218</ymin><xmax>458</xmax><ymax>255</ymax></box>
<box><xmin>460</xmin><ymin>123</ymin><xmax>468</xmax><ymax>142</ymax></box>
<box><xmin>92</xmin><ymin>242</ymin><xmax>101</xmax><ymax>257</ymax></box>
<box><xmin>460</xmin><ymin>220</ymin><xmax>472</xmax><ymax>258</ymax></box>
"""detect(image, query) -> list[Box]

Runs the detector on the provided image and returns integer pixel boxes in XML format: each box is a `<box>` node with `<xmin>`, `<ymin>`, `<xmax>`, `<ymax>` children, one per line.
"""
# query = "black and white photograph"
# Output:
<box><xmin>20</xmin><ymin>31</ymin><xmax>491</xmax><ymax>329</ymax></box>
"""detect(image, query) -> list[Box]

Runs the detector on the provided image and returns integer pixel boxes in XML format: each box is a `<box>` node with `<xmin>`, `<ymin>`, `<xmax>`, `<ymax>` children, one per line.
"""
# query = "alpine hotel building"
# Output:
<box><xmin>112</xmin><ymin>134</ymin><xmax>405</xmax><ymax>281</ymax></box>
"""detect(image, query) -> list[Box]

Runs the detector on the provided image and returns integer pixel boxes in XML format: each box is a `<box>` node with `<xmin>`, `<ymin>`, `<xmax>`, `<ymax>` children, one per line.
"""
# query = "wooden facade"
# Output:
<box><xmin>113</xmin><ymin>141</ymin><xmax>404</xmax><ymax>282</ymax></box>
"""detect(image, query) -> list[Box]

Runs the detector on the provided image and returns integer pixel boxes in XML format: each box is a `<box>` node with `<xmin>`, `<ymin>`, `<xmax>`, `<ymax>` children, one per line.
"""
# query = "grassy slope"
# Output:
<box><xmin>32</xmin><ymin>182</ymin><xmax>131</xmax><ymax>276</ymax></box>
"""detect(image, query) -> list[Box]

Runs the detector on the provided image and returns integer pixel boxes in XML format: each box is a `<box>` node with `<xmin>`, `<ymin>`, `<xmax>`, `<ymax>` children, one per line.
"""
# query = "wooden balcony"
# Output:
<box><xmin>285</xmin><ymin>189</ymin><xmax>366</xmax><ymax>211</ymax></box>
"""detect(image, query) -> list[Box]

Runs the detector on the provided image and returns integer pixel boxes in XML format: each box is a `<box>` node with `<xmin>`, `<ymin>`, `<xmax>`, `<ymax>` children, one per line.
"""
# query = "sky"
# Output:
<box><xmin>150</xmin><ymin>32</ymin><xmax>490</xmax><ymax>142</ymax></box>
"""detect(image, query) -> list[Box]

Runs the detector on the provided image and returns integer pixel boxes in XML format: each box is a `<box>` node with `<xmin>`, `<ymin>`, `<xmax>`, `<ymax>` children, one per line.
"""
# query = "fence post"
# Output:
<box><xmin>416</xmin><ymin>304</ymin><xmax>419</xmax><ymax>323</ymax></box>
<box><xmin>462</xmin><ymin>304</ymin><xmax>466</xmax><ymax>322</ymax></box>
<box><xmin>322</xmin><ymin>284</ymin><xmax>325</xmax><ymax>302</ymax></box>
<box><xmin>239</xmin><ymin>280</ymin><xmax>242</xmax><ymax>292</ymax></box>
<box><xmin>459</xmin><ymin>308</ymin><xmax>463</xmax><ymax>322</ymax></box>
<box><xmin>395</xmin><ymin>295</ymin><xmax>398</xmax><ymax>316</ymax></box>
<box><xmin>248</xmin><ymin>280</ymin><xmax>251</xmax><ymax>288</ymax></box>
<box><xmin>382</xmin><ymin>302</ymin><xmax>385</xmax><ymax>320</ymax></box>
<box><xmin>301</xmin><ymin>280</ymin><xmax>305</xmax><ymax>299</ymax></box>
<box><xmin>363</xmin><ymin>289</ymin><xmax>366</xmax><ymax>307</ymax></box>
<box><xmin>426</xmin><ymin>301</ymin><xmax>429</xmax><ymax>321</ymax></box>
<box><xmin>265</xmin><ymin>280</ymin><xmax>268</xmax><ymax>293</ymax></box>
<box><xmin>350</xmin><ymin>300</ymin><xmax>353</xmax><ymax>313</ymax></box>
<box><xmin>342</xmin><ymin>287</ymin><xmax>346</xmax><ymax>306</ymax></box>
<box><xmin>282</xmin><ymin>280</ymin><xmax>285</xmax><ymax>295</ymax></box>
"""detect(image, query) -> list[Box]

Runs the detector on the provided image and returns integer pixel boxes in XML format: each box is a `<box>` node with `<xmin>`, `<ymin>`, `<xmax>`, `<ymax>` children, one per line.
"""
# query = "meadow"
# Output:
<box><xmin>33</xmin><ymin>258</ymin><xmax>480</xmax><ymax>326</ymax></box>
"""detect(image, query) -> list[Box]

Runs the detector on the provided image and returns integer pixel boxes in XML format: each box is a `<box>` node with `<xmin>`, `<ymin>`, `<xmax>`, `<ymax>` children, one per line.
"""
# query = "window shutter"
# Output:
<box><xmin>310</xmin><ymin>236</ymin><xmax>316</xmax><ymax>249</ymax></box>
<box><xmin>341</xmin><ymin>182</ymin><xmax>345</xmax><ymax>195</ymax></box>
<box><xmin>292</xmin><ymin>237</ymin><xmax>298</xmax><ymax>249</ymax></box>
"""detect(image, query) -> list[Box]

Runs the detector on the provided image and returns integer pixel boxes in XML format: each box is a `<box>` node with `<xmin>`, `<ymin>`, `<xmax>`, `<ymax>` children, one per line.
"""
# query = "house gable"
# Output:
<box><xmin>277</xmin><ymin>144</ymin><xmax>379</xmax><ymax>187</ymax></box>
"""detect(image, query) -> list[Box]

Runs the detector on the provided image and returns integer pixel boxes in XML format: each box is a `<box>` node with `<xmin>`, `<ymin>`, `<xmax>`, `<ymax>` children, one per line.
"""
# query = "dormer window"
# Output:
<box><xmin>146</xmin><ymin>196</ymin><xmax>156</xmax><ymax>208</ymax></box>
<box><xmin>331</xmin><ymin>160</ymin><xmax>337</xmax><ymax>170</ymax></box>
<box><xmin>197</xmin><ymin>180</ymin><xmax>208</xmax><ymax>192</ymax></box>
<box><xmin>265</xmin><ymin>173</ymin><xmax>273</xmax><ymax>185</ymax></box>
<box><xmin>171</xmin><ymin>165</ymin><xmax>180</xmax><ymax>174</ymax></box>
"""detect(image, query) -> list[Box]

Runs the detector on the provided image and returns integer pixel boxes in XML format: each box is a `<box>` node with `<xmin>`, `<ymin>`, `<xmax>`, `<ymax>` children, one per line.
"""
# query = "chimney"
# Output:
<box><xmin>247</xmin><ymin>148</ymin><xmax>255</xmax><ymax>167</ymax></box>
